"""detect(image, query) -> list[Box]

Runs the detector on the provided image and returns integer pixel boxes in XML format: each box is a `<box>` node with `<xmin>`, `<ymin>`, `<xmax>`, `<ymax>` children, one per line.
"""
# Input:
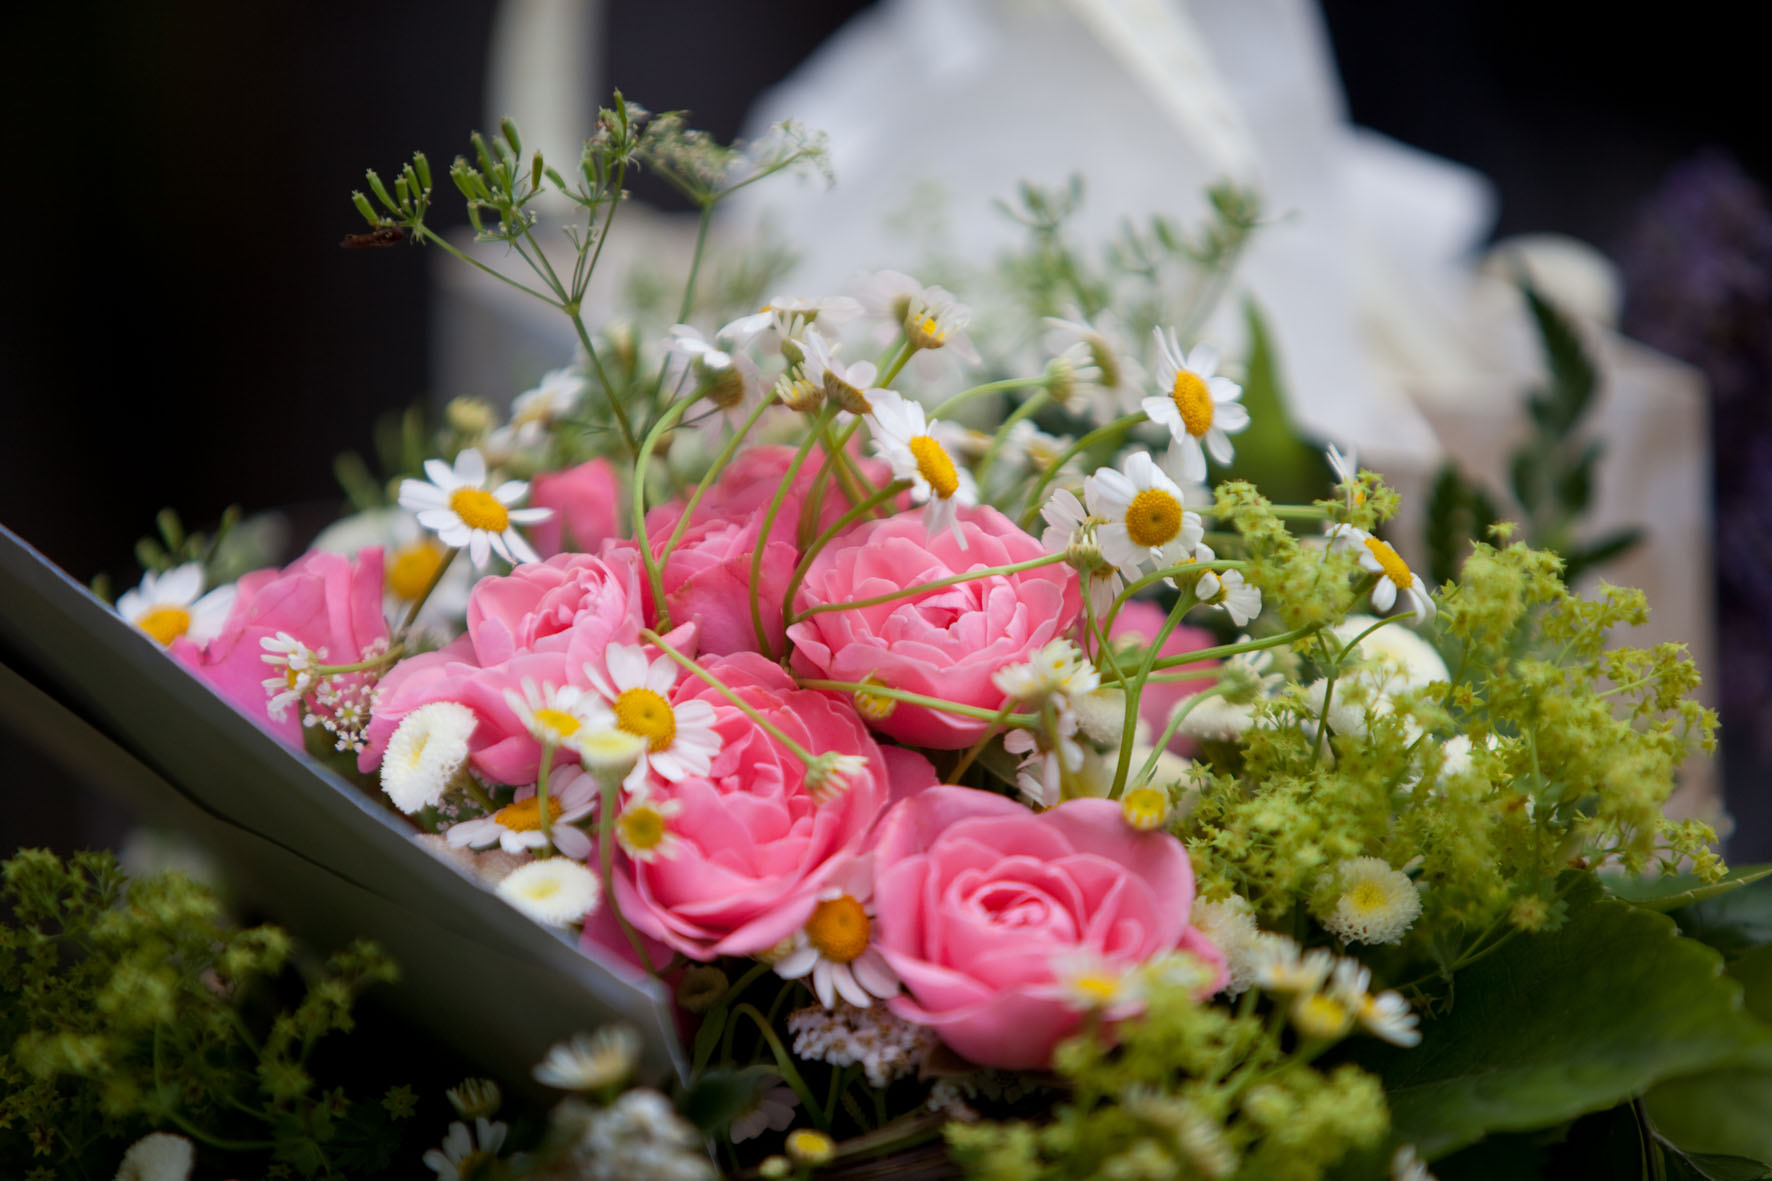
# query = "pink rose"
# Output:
<box><xmin>683</xmin><ymin>444</ymin><xmax>898</xmax><ymax>541</ymax></box>
<box><xmin>359</xmin><ymin>551</ymin><xmax>649</xmax><ymax>784</ymax></box>
<box><xmin>787</xmin><ymin>506</ymin><xmax>1082</xmax><ymax>748</ymax></box>
<box><xmin>612</xmin><ymin>652</ymin><xmax>926</xmax><ymax>960</ymax></box>
<box><xmin>643</xmin><ymin>515</ymin><xmax>798</xmax><ymax>657</ymax></box>
<box><xmin>871</xmin><ymin>786</ymin><xmax>1226</xmax><ymax>1070</ymax></box>
<box><xmin>528</xmin><ymin>459</ymin><xmax>623</xmax><ymax>557</ymax></box>
<box><xmin>172</xmin><ymin>548</ymin><xmax>389</xmax><ymax>747</ymax></box>
<box><xmin>1111</xmin><ymin>600</ymin><xmax>1218</xmax><ymax>755</ymax></box>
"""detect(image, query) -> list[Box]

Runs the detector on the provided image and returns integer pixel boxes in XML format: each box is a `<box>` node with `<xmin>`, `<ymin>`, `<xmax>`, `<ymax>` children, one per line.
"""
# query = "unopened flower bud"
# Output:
<box><xmin>696</xmin><ymin>355</ymin><xmax>746</xmax><ymax>410</ymax></box>
<box><xmin>1044</xmin><ymin>356</ymin><xmax>1078</xmax><ymax>406</ymax></box>
<box><xmin>786</xmin><ymin>1128</ymin><xmax>835</xmax><ymax>1166</ymax></box>
<box><xmin>676</xmin><ymin>965</ymin><xmax>728</xmax><ymax>1013</ymax></box>
<box><xmin>778</xmin><ymin>337</ymin><xmax>806</xmax><ymax>367</ymax></box>
<box><xmin>578</xmin><ymin>728</ymin><xmax>646</xmax><ymax>788</ymax></box>
<box><xmin>351</xmin><ymin>191</ymin><xmax>378</xmax><ymax>226</ymax></box>
<box><xmin>445</xmin><ymin>396</ymin><xmax>496</xmax><ymax>436</ymax></box>
<box><xmin>776</xmin><ymin>373</ymin><xmax>823</xmax><ymax>414</ymax></box>
<box><xmin>822</xmin><ymin>371</ymin><xmax>873</xmax><ymax>416</ymax></box>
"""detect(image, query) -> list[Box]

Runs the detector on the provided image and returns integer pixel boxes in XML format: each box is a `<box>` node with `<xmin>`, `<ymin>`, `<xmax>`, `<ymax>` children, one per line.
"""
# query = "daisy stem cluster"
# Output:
<box><xmin>1109</xmin><ymin>589</ymin><xmax>1197</xmax><ymax>798</ymax></box>
<box><xmin>788</xmin><ymin>553</ymin><xmax>1072</xmax><ymax>622</ymax></box>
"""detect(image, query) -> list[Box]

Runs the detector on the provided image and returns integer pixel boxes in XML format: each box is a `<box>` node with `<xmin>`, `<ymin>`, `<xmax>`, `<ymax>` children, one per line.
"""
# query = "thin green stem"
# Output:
<box><xmin>399</xmin><ymin>546</ymin><xmax>460</xmax><ymax>633</ymax></box>
<box><xmin>597</xmin><ymin>774</ymin><xmax>657</xmax><ymax>977</ymax></box>
<box><xmin>535</xmin><ymin>742</ymin><xmax>556</xmax><ymax>852</ymax></box>
<box><xmin>750</xmin><ymin>408</ymin><xmax>834</xmax><ymax>653</ymax></box>
<box><xmin>789</xmin><ymin>552</ymin><xmax>1069</xmax><ymax>622</ymax></box>
<box><xmin>632</xmin><ymin>393</ymin><xmax>705</xmax><ymax>628</ymax></box>
<box><xmin>949</xmin><ymin>699</ymin><xmax>1019</xmax><ymax>780</ymax></box>
<box><xmin>677</xmin><ymin>202</ymin><xmax>715</xmax><ymax>323</ymax></box>
<box><xmin>641</xmin><ymin>629</ymin><xmax>819</xmax><ymax>764</ymax></box>
<box><xmin>877</xmin><ymin>340</ymin><xmax>915</xmax><ymax>387</ymax></box>
<box><xmin>659</xmin><ymin>390</ymin><xmax>777</xmax><ymax>565</ymax></box>
<box><xmin>975</xmin><ymin>389</ymin><xmax>1051</xmax><ymax>492</ymax></box>
<box><xmin>1111</xmin><ymin>589</ymin><xmax>1196</xmax><ymax>798</ymax></box>
<box><xmin>778</xmin><ymin>480</ymin><xmax>912</xmax><ymax>626</ymax></box>
<box><xmin>414</xmin><ymin>225</ymin><xmax>560</xmax><ymax>306</ymax></box>
<box><xmin>930</xmin><ymin>375</ymin><xmax>1047</xmax><ymax>418</ymax></box>
<box><xmin>1147</xmin><ymin>625</ymin><xmax>1321</xmax><ymax>673</ymax></box>
<box><xmin>1018</xmin><ymin>412</ymin><xmax>1148</xmax><ymax>528</ymax></box>
<box><xmin>794</xmin><ymin>679</ymin><xmax>1038</xmax><ymax>726</ymax></box>
<box><xmin>730</xmin><ymin>1003</ymin><xmax>825</xmax><ymax>1130</ymax></box>
<box><xmin>1132</xmin><ymin>687</ymin><xmax>1224</xmax><ymax>788</ymax></box>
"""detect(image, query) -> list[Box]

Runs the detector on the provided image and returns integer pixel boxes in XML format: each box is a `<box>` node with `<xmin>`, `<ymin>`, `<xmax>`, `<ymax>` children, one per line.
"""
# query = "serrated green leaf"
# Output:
<box><xmin>1643</xmin><ymin>944</ymin><xmax>1772</xmax><ymax>1166</ymax></box>
<box><xmin>1607</xmin><ymin>865</ymin><xmax>1772</xmax><ymax>912</ymax></box>
<box><xmin>1371</xmin><ymin>876</ymin><xmax>1768</xmax><ymax>1159</ymax></box>
<box><xmin>1660</xmin><ymin>1148</ymin><xmax>1772</xmax><ymax>1181</ymax></box>
<box><xmin>1522</xmin><ymin>282</ymin><xmax>1596</xmax><ymax>430</ymax></box>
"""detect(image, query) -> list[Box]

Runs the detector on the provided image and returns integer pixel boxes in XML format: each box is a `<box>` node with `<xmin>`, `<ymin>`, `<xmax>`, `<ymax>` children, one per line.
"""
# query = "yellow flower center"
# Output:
<box><xmin>1346</xmin><ymin>879</ymin><xmax>1390</xmax><ymax>915</ymax></box>
<box><xmin>449</xmin><ymin>487</ymin><xmax>510</xmax><ymax>532</ymax></box>
<box><xmin>386</xmin><ymin>540</ymin><xmax>447</xmax><ymax>600</ymax></box>
<box><xmin>137</xmin><ymin>605</ymin><xmax>191</xmax><ymax>646</ymax></box>
<box><xmin>617</xmin><ymin>804</ymin><xmax>667</xmax><ymax>852</ymax></box>
<box><xmin>1293</xmin><ymin>992</ymin><xmax>1353</xmax><ymax>1039</ymax></box>
<box><xmin>494</xmin><ymin>795</ymin><xmax>560</xmax><ymax>832</ymax></box>
<box><xmin>1171</xmin><ymin>370</ymin><xmax>1214</xmax><ymax>437</ymax></box>
<box><xmin>909</xmin><ymin>435</ymin><xmax>959</xmax><ymax>499</ymax></box>
<box><xmin>1073</xmin><ymin>972</ymin><xmax>1122</xmax><ymax>1005</ymax></box>
<box><xmin>853</xmin><ymin>676</ymin><xmax>897</xmax><ymax>721</ymax></box>
<box><xmin>533</xmin><ymin>708</ymin><xmax>582</xmax><ymax>742</ymax></box>
<box><xmin>402</xmin><ymin>733</ymin><xmax>429</xmax><ymax>773</ymax></box>
<box><xmin>613</xmin><ymin>688</ymin><xmax>675</xmax><ymax>753</ymax></box>
<box><xmin>806</xmin><ymin>894</ymin><xmax>871</xmax><ymax>963</ymax></box>
<box><xmin>1363</xmin><ymin>537</ymin><xmax>1414</xmax><ymax>589</ymax></box>
<box><xmin>1121</xmin><ymin>787</ymin><xmax>1169</xmax><ymax>831</ymax></box>
<box><xmin>910</xmin><ymin>313</ymin><xmax>947</xmax><ymax>348</ymax></box>
<box><xmin>1124</xmin><ymin>488</ymin><xmax>1183</xmax><ymax>548</ymax></box>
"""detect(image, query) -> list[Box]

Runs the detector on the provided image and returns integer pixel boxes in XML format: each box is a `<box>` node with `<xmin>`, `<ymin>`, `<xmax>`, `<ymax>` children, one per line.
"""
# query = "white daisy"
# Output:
<box><xmin>260</xmin><ymin>631</ymin><xmax>326</xmax><ymax>722</ymax></box>
<box><xmin>503</xmin><ymin>679</ymin><xmax>608</xmax><ymax>751</ymax></box>
<box><xmin>1362</xmin><ymin>989</ymin><xmax>1423</xmax><ymax>1048</ymax></box>
<box><xmin>1318</xmin><ymin>857</ymin><xmax>1423</xmax><ymax>946</ymax></box>
<box><xmin>1044</xmin><ymin>311</ymin><xmax>1148</xmax><ymax>421</ymax></box>
<box><xmin>582</xmin><ymin>645</ymin><xmax>722</xmax><ymax>789</ymax></box>
<box><xmin>902</xmin><ymin>284</ymin><xmax>980</xmax><ymax>364</ymax></box>
<box><xmin>992</xmin><ymin>639</ymin><xmax>1100</xmax><ymax>706</ymax></box>
<box><xmin>1194</xmin><ymin>567</ymin><xmax>1262</xmax><ymax>626</ymax></box>
<box><xmin>533</xmin><ymin>1024</ymin><xmax>641</xmax><ymax>1092</ymax></box>
<box><xmin>665</xmin><ymin>324</ymin><xmax>763</xmax><ymax>429</ymax></box>
<box><xmin>422</xmin><ymin>1118</ymin><xmax>508</xmax><ymax>1181</ymax></box>
<box><xmin>1252</xmin><ymin>937</ymin><xmax>1336</xmax><ymax>995</ymax></box>
<box><xmin>1332</xmin><ymin>527</ymin><xmax>1437</xmax><ymax>624</ymax></box>
<box><xmin>1142</xmin><ymin>328</ymin><xmax>1248</xmax><ymax>482</ymax></box>
<box><xmin>398</xmin><ymin>448</ymin><xmax>552</xmax><ymax>569</ymax></box>
<box><xmin>1004</xmin><ymin>712</ymin><xmax>1084</xmax><ymax>809</ymax></box>
<box><xmin>615</xmin><ymin>783</ymin><xmax>686</xmax><ymax>863</ymax></box>
<box><xmin>117</xmin><ymin>563</ymin><xmax>235</xmax><ymax>648</ymax></box>
<box><xmin>1084</xmin><ymin>451</ymin><xmax>1205</xmax><ymax>581</ymax></box>
<box><xmin>800</xmin><ymin>325</ymin><xmax>885</xmax><ymax>416</ymax></box>
<box><xmin>773</xmin><ymin>858</ymin><xmax>898</xmax><ymax>1009</ymax></box>
<box><xmin>380</xmin><ymin>701</ymin><xmax>479</xmax><ymax>814</ymax></box>
<box><xmin>864</xmin><ymin>388</ymin><xmax>979</xmax><ymax>546</ymax></box>
<box><xmin>1040</xmin><ymin>488</ymin><xmax>1121</xmax><ymax>622</ymax></box>
<box><xmin>481</xmin><ymin>366</ymin><xmax>588</xmax><ymax>464</ymax></box>
<box><xmin>1044</xmin><ymin>948</ymin><xmax>1147</xmax><ymax>1019</ymax></box>
<box><xmin>311</xmin><ymin>506</ymin><xmax>473</xmax><ymax>631</ymax></box>
<box><xmin>496</xmin><ymin>857</ymin><xmax>602</xmax><ymax>927</ymax></box>
<box><xmin>447</xmin><ymin>765</ymin><xmax>600</xmax><ymax>858</ymax></box>
<box><xmin>1000</xmin><ymin>419</ymin><xmax>1076</xmax><ymax>481</ymax></box>
<box><xmin>719</xmin><ymin>295</ymin><xmax>863</xmax><ymax>350</ymax></box>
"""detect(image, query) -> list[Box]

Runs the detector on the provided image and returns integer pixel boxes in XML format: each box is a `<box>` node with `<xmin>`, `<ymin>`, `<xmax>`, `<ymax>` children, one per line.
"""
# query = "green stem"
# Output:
<box><xmin>794</xmin><ymin>680</ymin><xmax>1038</xmax><ymax>726</ymax></box>
<box><xmin>975</xmin><ymin>389</ymin><xmax>1051</xmax><ymax>492</ymax></box>
<box><xmin>789</xmin><ymin>552</ymin><xmax>1070</xmax><ymax>622</ymax></box>
<box><xmin>659</xmin><ymin>389</ymin><xmax>777</xmax><ymax>566</ymax></box>
<box><xmin>730</xmin><ymin>1003</ymin><xmax>825</xmax><ymax>1130</ymax></box>
<box><xmin>877</xmin><ymin>340</ymin><xmax>915</xmax><ymax>387</ymax></box>
<box><xmin>414</xmin><ymin>224</ymin><xmax>560</xmax><ymax>306</ymax></box>
<box><xmin>641</xmin><ymin>629</ymin><xmax>819</xmax><ymax>764</ymax></box>
<box><xmin>632</xmin><ymin>392</ymin><xmax>705</xmax><ymax>629</ymax></box>
<box><xmin>778</xmin><ymin>480</ymin><xmax>912</xmax><ymax>627</ymax></box>
<box><xmin>1018</xmin><ymin>412</ymin><xmax>1148</xmax><ymax>529</ymax></box>
<box><xmin>751</xmin><ymin>408</ymin><xmax>835</xmax><ymax>653</ymax></box>
<box><xmin>949</xmin><ymin>699</ymin><xmax>1018</xmax><ymax>780</ymax></box>
<box><xmin>311</xmin><ymin>646</ymin><xmax>407</xmax><ymax>678</ymax></box>
<box><xmin>535</xmin><ymin>742</ymin><xmax>556</xmax><ymax>852</ymax></box>
<box><xmin>677</xmin><ymin>202</ymin><xmax>715</xmax><ymax>323</ymax></box>
<box><xmin>930</xmin><ymin>375</ymin><xmax>1047</xmax><ymax>418</ymax></box>
<box><xmin>1110</xmin><ymin>590</ymin><xmax>1196</xmax><ymax>798</ymax></box>
<box><xmin>1147</xmin><ymin>625</ymin><xmax>1320</xmax><ymax>672</ymax></box>
<box><xmin>1132</xmin><ymin>687</ymin><xmax>1224</xmax><ymax>788</ymax></box>
<box><xmin>399</xmin><ymin>546</ymin><xmax>460</xmax><ymax>633</ymax></box>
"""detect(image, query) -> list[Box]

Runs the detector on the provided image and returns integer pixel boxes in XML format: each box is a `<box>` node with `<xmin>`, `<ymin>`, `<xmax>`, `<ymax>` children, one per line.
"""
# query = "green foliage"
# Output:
<box><xmin>1424</xmin><ymin>282</ymin><xmax>1642</xmax><ymax>585</ymax></box>
<box><xmin>1363</xmin><ymin>877</ymin><xmax>1767</xmax><ymax>1160</ymax></box>
<box><xmin>1607</xmin><ymin>864</ymin><xmax>1772</xmax><ymax>912</ymax></box>
<box><xmin>0</xmin><ymin>850</ymin><xmax>402</xmax><ymax>1179</ymax></box>
<box><xmin>947</xmin><ymin>986</ymin><xmax>1387</xmax><ymax>1180</ymax></box>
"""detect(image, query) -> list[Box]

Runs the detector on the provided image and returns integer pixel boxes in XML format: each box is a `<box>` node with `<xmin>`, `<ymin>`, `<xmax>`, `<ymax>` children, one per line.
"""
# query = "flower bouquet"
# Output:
<box><xmin>29</xmin><ymin>98</ymin><xmax>1772</xmax><ymax>1179</ymax></box>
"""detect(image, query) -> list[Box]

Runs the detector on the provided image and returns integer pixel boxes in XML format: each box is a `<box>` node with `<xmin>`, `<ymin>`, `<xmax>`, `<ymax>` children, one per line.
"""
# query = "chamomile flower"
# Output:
<box><xmin>1004</xmin><ymin>714</ymin><xmax>1084</xmax><ymax>809</ymax></box>
<box><xmin>1318</xmin><ymin>857</ymin><xmax>1422</xmax><ymax>945</ymax></box>
<box><xmin>533</xmin><ymin>1025</ymin><xmax>641</xmax><ymax>1092</ymax></box>
<box><xmin>773</xmin><ymin>860</ymin><xmax>898</xmax><ymax>1009</ymax></box>
<box><xmin>1045</xmin><ymin>949</ymin><xmax>1147</xmax><ymax>1019</ymax></box>
<box><xmin>582</xmin><ymin>645</ymin><xmax>721</xmax><ymax>789</ymax></box>
<box><xmin>423</xmin><ymin>1118</ymin><xmax>508</xmax><ymax>1181</ymax></box>
<box><xmin>1252</xmin><ymin>936</ymin><xmax>1336</xmax><ymax>995</ymax></box>
<box><xmin>1191</xmin><ymin>893</ymin><xmax>1264</xmax><ymax>997</ymax></box>
<box><xmin>496</xmin><ymin>857</ymin><xmax>602</xmax><ymax>927</ymax></box>
<box><xmin>1326</xmin><ymin>442</ymin><xmax>1365</xmax><ymax>511</ymax></box>
<box><xmin>865</xmin><ymin>389</ymin><xmax>979</xmax><ymax>545</ymax></box>
<box><xmin>801</xmin><ymin>326</ymin><xmax>886</xmax><ymax>415</ymax></box>
<box><xmin>719</xmin><ymin>295</ymin><xmax>863</xmax><ymax>350</ymax></box>
<box><xmin>260</xmin><ymin>632</ymin><xmax>325</xmax><ymax>721</ymax></box>
<box><xmin>1084</xmin><ymin>451</ymin><xmax>1205</xmax><ymax>581</ymax></box>
<box><xmin>665</xmin><ymin>325</ymin><xmax>762</xmax><ymax>429</ymax></box>
<box><xmin>1332</xmin><ymin>526</ymin><xmax>1437</xmax><ymax>623</ymax></box>
<box><xmin>1040</xmin><ymin>489</ymin><xmax>1121</xmax><ymax>621</ymax></box>
<box><xmin>399</xmin><ymin>448</ymin><xmax>552</xmax><ymax>569</ymax></box>
<box><xmin>1179</xmin><ymin>645</ymin><xmax>1283</xmax><ymax>742</ymax></box>
<box><xmin>1044</xmin><ymin>311</ymin><xmax>1148</xmax><ymax>420</ymax></box>
<box><xmin>311</xmin><ymin>506</ymin><xmax>473</xmax><ymax>631</ymax></box>
<box><xmin>903</xmin><ymin>285</ymin><xmax>980</xmax><ymax>363</ymax></box>
<box><xmin>117</xmin><ymin>563</ymin><xmax>236</xmax><ymax>648</ymax></box>
<box><xmin>1290</xmin><ymin>983</ymin><xmax>1357</xmax><ymax>1040</ymax></box>
<box><xmin>993</xmin><ymin>639</ymin><xmax>1100</xmax><ymax>706</ymax></box>
<box><xmin>1330</xmin><ymin>615</ymin><xmax>1448</xmax><ymax>691</ymax></box>
<box><xmin>615</xmin><ymin>784</ymin><xmax>685</xmax><ymax>863</ymax></box>
<box><xmin>1361</xmin><ymin>989</ymin><xmax>1422</xmax><ymax>1047</ymax></box>
<box><xmin>1001</xmin><ymin>419</ymin><xmax>1076</xmax><ymax>480</ymax></box>
<box><xmin>1194</xmin><ymin>567</ymin><xmax>1262</xmax><ymax>626</ymax></box>
<box><xmin>503</xmin><ymin>679</ymin><xmax>607</xmax><ymax>751</ymax></box>
<box><xmin>447</xmin><ymin>766</ymin><xmax>599</xmax><ymax>858</ymax></box>
<box><xmin>1143</xmin><ymin>328</ymin><xmax>1248</xmax><ymax>482</ymax></box>
<box><xmin>380</xmin><ymin>701</ymin><xmax>478</xmax><ymax>814</ymax></box>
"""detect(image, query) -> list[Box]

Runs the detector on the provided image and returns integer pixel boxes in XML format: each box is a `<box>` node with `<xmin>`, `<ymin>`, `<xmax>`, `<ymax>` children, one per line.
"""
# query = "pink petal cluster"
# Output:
<box><xmin>359</xmin><ymin>550</ymin><xmax>653</xmax><ymax>785</ymax></box>
<box><xmin>1110</xmin><ymin>599</ymin><xmax>1219</xmax><ymax>755</ymax></box>
<box><xmin>527</xmin><ymin>459</ymin><xmax>624</xmax><ymax>557</ymax></box>
<box><xmin>171</xmin><ymin>549</ymin><xmax>390</xmax><ymax>746</ymax></box>
<box><xmin>787</xmin><ymin>506</ymin><xmax>1082</xmax><ymax>748</ymax></box>
<box><xmin>612</xmin><ymin>652</ymin><xmax>931</xmax><ymax>960</ymax></box>
<box><xmin>871</xmin><ymin>786</ymin><xmax>1226</xmax><ymax>1070</ymax></box>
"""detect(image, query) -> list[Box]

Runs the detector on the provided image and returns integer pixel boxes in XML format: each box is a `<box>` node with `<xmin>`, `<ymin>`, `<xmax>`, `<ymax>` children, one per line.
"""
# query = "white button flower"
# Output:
<box><xmin>496</xmin><ymin>857</ymin><xmax>602</xmax><ymax>927</ymax></box>
<box><xmin>399</xmin><ymin>448</ymin><xmax>552</xmax><ymax>569</ymax></box>
<box><xmin>1142</xmin><ymin>327</ymin><xmax>1249</xmax><ymax>483</ymax></box>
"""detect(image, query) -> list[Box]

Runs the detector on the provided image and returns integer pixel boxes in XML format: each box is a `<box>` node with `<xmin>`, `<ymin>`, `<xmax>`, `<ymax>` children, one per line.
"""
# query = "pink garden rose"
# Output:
<box><xmin>528</xmin><ymin>459</ymin><xmax>623</xmax><ymax>557</ymax></box>
<box><xmin>1111</xmin><ymin>599</ymin><xmax>1219</xmax><ymax>755</ymax></box>
<box><xmin>645</xmin><ymin>515</ymin><xmax>798</xmax><ymax>657</ymax></box>
<box><xmin>786</xmin><ymin>506</ymin><xmax>1081</xmax><ymax>748</ymax></box>
<box><xmin>171</xmin><ymin>548</ymin><xmax>389</xmax><ymax>747</ymax></box>
<box><xmin>677</xmin><ymin>443</ymin><xmax>898</xmax><ymax>540</ymax></box>
<box><xmin>871</xmin><ymin>786</ymin><xmax>1226</xmax><ymax>1070</ymax></box>
<box><xmin>612</xmin><ymin>651</ymin><xmax>930</xmax><ymax>960</ymax></box>
<box><xmin>359</xmin><ymin>550</ymin><xmax>652</xmax><ymax>785</ymax></box>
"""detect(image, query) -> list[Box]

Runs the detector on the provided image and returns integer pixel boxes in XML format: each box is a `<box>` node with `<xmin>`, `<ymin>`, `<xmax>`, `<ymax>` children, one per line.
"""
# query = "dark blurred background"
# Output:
<box><xmin>3</xmin><ymin>1</ymin><xmax>1768</xmax><ymax>856</ymax></box>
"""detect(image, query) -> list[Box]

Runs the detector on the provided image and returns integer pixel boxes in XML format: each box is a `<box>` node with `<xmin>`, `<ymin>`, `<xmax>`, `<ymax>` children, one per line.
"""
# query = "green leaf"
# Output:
<box><xmin>1521</xmin><ymin>281</ymin><xmax>1596</xmax><ymax>431</ymax></box>
<box><xmin>1607</xmin><ymin>865</ymin><xmax>1772</xmax><ymax>912</ymax></box>
<box><xmin>1657</xmin><ymin>1146</ymin><xmax>1772</xmax><ymax>1181</ymax></box>
<box><xmin>1225</xmin><ymin>301</ymin><xmax>1332</xmax><ymax>507</ymax></box>
<box><xmin>677</xmin><ymin>1065</ymin><xmax>771</xmax><ymax>1135</ymax></box>
<box><xmin>1643</xmin><ymin>945</ymin><xmax>1772</xmax><ymax>1164</ymax></box>
<box><xmin>1424</xmin><ymin>464</ymin><xmax>1501</xmax><ymax>587</ymax></box>
<box><xmin>1677</xmin><ymin>879</ymin><xmax>1772</xmax><ymax>960</ymax></box>
<box><xmin>1371</xmin><ymin>876</ymin><xmax>1769</xmax><ymax>1158</ymax></box>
